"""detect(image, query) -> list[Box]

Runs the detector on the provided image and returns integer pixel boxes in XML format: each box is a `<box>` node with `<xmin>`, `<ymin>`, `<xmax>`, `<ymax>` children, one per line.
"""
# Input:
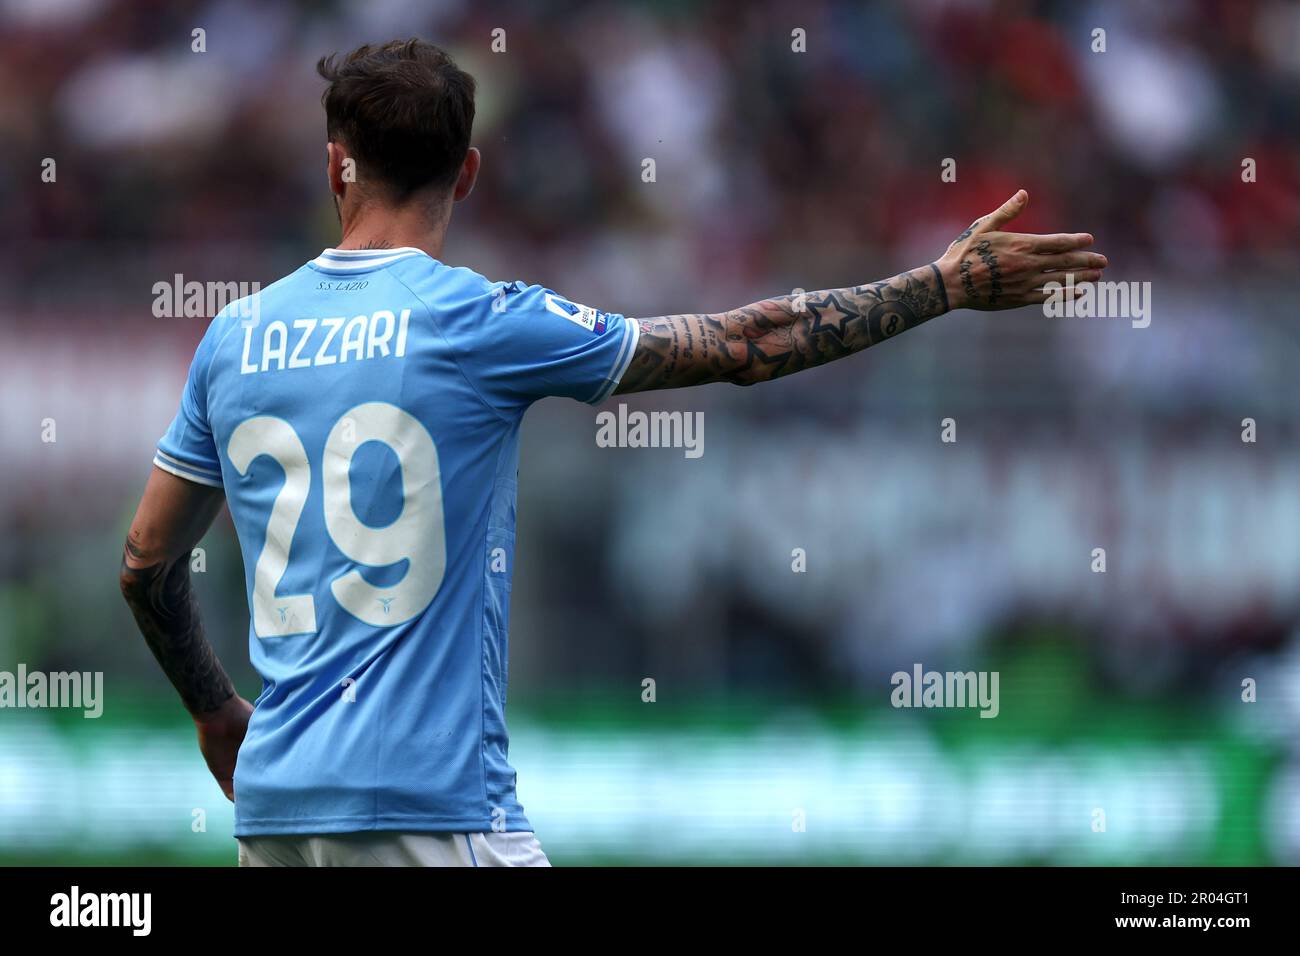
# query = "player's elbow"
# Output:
<box><xmin>720</xmin><ymin>350</ymin><xmax>768</xmax><ymax>388</ymax></box>
<box><xmin>724</xmin><ymin>367</ymin><xmax>762</xmax><ymax>388</ymax></box>
<box><xmin>118</xmin><ymin>537</ymin><xmax>166</xmax><ymax>604</ymax></box>
<box><xmin>118</xmin><ymin>555</ymin><xmax>148</xmax><ymax>604</ymax></box>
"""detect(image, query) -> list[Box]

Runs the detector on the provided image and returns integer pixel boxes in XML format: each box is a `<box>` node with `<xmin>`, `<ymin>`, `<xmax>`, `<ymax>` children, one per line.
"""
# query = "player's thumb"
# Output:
<box><xmin>981</xmin><ymin>189</ymin><xmax>1028</xmax><ymax>231</ymax></box>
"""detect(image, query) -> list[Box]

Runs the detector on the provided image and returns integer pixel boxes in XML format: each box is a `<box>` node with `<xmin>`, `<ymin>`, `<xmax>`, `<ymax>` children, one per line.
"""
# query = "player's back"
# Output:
<box><xmin>153</xmin><ymin>246</ymin><xmax>639</xmax><ymax>835</ymax></box>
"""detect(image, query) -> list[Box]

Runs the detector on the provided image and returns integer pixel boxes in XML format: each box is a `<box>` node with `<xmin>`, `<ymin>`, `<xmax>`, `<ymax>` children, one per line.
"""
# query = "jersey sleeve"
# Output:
<box><xmin>456</xmin><ymin>281</ymin><xmax>640</xmax><ymax>411</ymax></box>
<box><xmin>154</xmin><ymin>319</ymin><xmax>224</xmax><ymax>488</ymax></box>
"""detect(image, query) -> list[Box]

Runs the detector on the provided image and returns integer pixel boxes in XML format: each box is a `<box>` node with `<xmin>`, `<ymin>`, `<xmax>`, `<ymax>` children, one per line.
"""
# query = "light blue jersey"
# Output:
<box><xmin>154</xmin><ymin>247</ymin><xmax>639</xmax><ymax>835</ymax></box>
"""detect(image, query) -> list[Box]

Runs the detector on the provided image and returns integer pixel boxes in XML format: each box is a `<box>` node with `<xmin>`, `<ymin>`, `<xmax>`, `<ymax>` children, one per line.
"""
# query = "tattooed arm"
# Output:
<box><xmin>120</xmin><ymin>466</ymin><xmax>252</xmax><ymax>800</ymax></box>
<box><xmin>617</xmin><ymin>190</ymin><xmax>1105</xmax><ymax>393</ymax></box>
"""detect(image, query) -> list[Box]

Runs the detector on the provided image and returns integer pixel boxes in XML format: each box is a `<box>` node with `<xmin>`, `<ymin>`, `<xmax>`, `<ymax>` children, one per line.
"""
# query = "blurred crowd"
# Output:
<box><xmin>2</xmin><ymin>0</ymin><xmax>1298</xmax><ymax>291</ymax></box>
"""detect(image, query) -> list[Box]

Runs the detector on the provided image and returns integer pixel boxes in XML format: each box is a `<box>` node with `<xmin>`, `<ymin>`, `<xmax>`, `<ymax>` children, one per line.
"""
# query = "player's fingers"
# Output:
<box><xmin>977</xmin><ymin>189</ymin><xmax>1028</xmax><ymax>232</ymax></box>
<box><xmin>1029</xmin><ymin>269</ymin><xmax>1102</xmax><ymax>291</ymax></box>
<box><xmin>1027</xmin><ymin>281</ymin><xmax>1091</xmax><ymax>304</ymax></box>
<box><xmin>1028</xmin><ymin>232</ymin><xmax>1095</xmax><ymax>253</ymax></box>
<box><xmin>1038</xmin><ymin>252</ymin><xmax>1108</xmax><ymax>272</ymax></box>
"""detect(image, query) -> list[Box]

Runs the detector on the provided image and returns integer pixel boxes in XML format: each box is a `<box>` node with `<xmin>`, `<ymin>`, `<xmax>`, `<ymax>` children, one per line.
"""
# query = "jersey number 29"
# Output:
<box><xmin>227</xmin><ymin>402</ymin><xmax>446</xmax><ymax>637</ymax></box>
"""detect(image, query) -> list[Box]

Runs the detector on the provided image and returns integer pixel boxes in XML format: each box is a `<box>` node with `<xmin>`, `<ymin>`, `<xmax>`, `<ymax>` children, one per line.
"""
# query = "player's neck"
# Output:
<box><xmin>335</xmin><ymin>198</ymin><xmax>451</xmax><ymax>260</ymax></box>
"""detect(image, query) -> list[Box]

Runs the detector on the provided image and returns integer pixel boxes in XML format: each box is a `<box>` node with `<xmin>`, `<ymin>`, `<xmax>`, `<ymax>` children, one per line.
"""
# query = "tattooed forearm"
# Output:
<box><xmin>119</xmin><ymin>539</ymin><xmax>235</xmax><ymax>716</ymax></box>
<box><xmin>617</xmin><ymin>263</ymin><xmax>951</xmax><ymax>392</ymax></box>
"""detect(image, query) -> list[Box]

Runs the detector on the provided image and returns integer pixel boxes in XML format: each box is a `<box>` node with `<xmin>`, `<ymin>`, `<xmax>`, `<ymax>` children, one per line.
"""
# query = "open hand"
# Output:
<box><xmin>936</xmin><ymin>190</ymin><xmax>1106</xmax><ymax>311</ymax></box>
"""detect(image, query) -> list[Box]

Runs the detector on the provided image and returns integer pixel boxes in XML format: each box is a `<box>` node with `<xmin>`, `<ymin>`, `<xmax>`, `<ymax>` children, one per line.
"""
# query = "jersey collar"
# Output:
<box><xmin>310</xmin><ymin>247</ymin><xmax>430</xmax><ymax>272</ymax></box>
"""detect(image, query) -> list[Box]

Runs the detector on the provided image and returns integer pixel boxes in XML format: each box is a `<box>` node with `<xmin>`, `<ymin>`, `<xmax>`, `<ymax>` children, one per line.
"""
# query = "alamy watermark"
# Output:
<box><xmin>890</xmin><ymin>663</ymin><xmax>999</xmax><ymax>718</ymax></box>
<box><xmin>596</xmin><ymin>403</ymin><xmax>704</xmax><ymax>459</ymax></box>
<box><xmin>0</xmin><ymin>664</ymin><xmax>103</xmax><ymax>718</ymax></box>
<box><xmin>152</xmin><ymin>274</ymin><xmax>261</xmax><ymax>323</ymax></box>
<box><xmin>1043</xmin><ymin>275</ymin><xmax>1151</xmax><ymax>328</ymax></box>
<box><xmin>50</xmin><ymin>886</ymin><xmax>150</xmax><ymax>936</ymax></box>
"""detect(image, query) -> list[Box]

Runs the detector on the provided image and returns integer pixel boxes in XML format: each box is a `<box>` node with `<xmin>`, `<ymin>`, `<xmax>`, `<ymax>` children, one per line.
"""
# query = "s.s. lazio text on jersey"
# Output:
<box><xmin>240</xmin><ymin>308</ymin><xmax>411</xmax><ymax>374</ymax></box>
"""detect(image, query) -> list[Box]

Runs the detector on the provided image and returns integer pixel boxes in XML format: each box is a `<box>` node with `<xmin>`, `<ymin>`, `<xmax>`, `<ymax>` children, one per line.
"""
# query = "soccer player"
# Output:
<box><xmin>119</xmin><ymin>38</ymin><xmax>1105</xmax><ymax>867</ymax></box>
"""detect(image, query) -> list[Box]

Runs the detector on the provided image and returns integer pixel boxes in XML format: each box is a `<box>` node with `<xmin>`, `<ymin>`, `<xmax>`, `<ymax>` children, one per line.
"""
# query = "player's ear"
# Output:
<box><xmin>452</xmin><ymin>147</ymin><xmax>480</xmax><ymax>203</ymax></box>
<box><xmin>326</xmin><ymin>141</ymin><xmax>349</xmax><ymax>198</ymax></box>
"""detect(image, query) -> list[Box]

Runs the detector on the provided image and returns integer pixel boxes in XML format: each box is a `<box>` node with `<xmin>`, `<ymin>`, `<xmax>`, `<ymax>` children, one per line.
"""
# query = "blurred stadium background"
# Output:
<box><xmin>3</xmin><ymin>0</ymin><xmax>1300</xmax><ymax>865</ymax></box>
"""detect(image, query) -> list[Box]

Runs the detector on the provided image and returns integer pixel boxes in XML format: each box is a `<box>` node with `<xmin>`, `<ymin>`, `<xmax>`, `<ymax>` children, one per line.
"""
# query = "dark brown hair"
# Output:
<box><xmin>317</xmin><ymin>38</ymin><xmax>476</xmax><ymax>201</ymax></box>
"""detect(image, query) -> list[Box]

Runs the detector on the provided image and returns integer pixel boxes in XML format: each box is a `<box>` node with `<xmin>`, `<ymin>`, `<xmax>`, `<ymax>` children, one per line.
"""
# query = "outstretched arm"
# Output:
<box><xmin>616</xmin><ymin>190</ymin><xmax>1105</xmax><ymax>393</ymax></box>
<box><xmin>119</xmin><ymin>466</ymin><xmax>251</xmax><ymax>800</ymax></box>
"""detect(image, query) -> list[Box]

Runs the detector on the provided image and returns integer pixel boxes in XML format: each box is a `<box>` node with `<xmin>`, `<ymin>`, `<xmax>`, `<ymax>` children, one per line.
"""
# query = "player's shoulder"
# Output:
<box><xmin>389</xmin><ymin>255</ymin><xmax>519</xmax><ymax>302</ymax></box>
<box><xmin>388</xmin><ymin>258</ymin><xmax>570</xmax><ymax>332</ymax></box>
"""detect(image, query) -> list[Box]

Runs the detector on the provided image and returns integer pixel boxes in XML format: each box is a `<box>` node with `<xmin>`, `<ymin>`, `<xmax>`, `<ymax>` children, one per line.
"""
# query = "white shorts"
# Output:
<box><xmin>237</xmin><ymin>831</ymin><xmax>550</xmax><ymax>867</ymax></box>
